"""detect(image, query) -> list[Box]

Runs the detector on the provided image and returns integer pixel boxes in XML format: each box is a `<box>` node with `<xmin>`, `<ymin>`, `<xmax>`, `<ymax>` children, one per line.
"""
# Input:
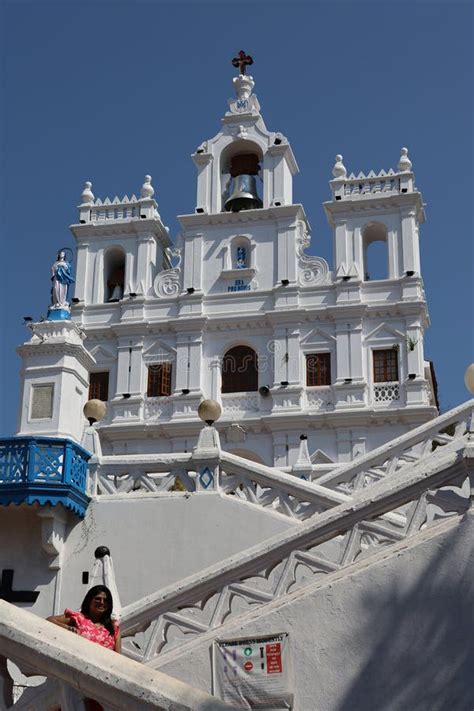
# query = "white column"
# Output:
<box><xmin>287</xmin><ymin>328</ymin><xmax>300</xmax><ymax>384</ymax></box>
<box><xmin>188</xmin><ymin>334</ymin><xmax>202</xmax><ymax>392</ymax></box>
<box><xmin>175</xmin><ymin>338</ymin><xmax>189</xmax><ymax>392</ymax></box>
<box><xmin>400</xmin><ymin>207</ymin><xmax>420</xmax><ymax>274</ymax></box>
<box><xmin>92</xmin><ymin>249</ymin><xmax>104</xmax><ymax>304</ymax></box>
<box><xmin>116</xmin><ymin>341</ymin><xmax>131</xmax><ymax>396</ymax></box>
<box><xmin>335</xmin><ymin>322</ymin><xmax>350</xmax><ymax>381</ymax></box>
<box><xmin>129</xmin><ymin>341</ymin><xmax>143</xmax><ymax>395</ymax></box>
<box><xmin>348</xmin><ymin>322</ymin><xmax>363</xmax><ymax>381</ymax></box>
<box><xmin>136</xmin><ymin>234</ymin><xmax>156</xmax><ymax>295</ymax></box>
<box><xmin>272</xmin><ymin>326</ymin><xmax>287</xmax><ymax>384</ymax></box>
<box><xmin>210</xmin><ymin>357</ymin><xmax>222</xmax><ymax>403</ymax></box>
<box><xmin>74</xmin><ymin>242</ymin><xmax>89</xmax><ymax>302</ymax></box>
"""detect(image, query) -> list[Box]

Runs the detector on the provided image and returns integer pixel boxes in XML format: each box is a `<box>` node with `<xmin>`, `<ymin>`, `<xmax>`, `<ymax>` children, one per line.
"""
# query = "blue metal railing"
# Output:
<box><xmin>0</xmin><ymin>437</ymin><xmax>91</xmax><ymax>517</ymax></box>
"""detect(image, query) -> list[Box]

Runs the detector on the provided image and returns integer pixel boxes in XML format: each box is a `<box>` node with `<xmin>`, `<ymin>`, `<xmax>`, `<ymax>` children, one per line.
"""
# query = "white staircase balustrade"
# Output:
<box><xmin>0</xmin><ymin>601</ymin><xmax>237</xmax><ymax>710</ymax></box>
<box><xmin>92</xmin><ymin>446</ymin><xmax>349</xmax><ymax>520</ymax></box>
<box><xmin>315</xmin><ymin>399</ymin><xmax>474</xmax><ymax>493</ymax></box>
<box><xmin>118</xmin><ymin>437</ymin><xmax>472</xmax><ymax>668</ymax></box>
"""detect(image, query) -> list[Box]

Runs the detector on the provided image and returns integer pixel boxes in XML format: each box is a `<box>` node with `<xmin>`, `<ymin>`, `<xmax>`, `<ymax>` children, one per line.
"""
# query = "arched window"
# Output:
<box><xmin>362</xmin><ymin>223</ymin><xmax>388</xmax><ymax>281</ymax></box>
<box><xmin>104</xmin><ymin>247</ymin><xmax>125</xmax><ymax>302</ymax></box>
<box><xmin>222</xmin><ymin>345</ymin><xmax>258</xmax><ymax>393</ymax></box>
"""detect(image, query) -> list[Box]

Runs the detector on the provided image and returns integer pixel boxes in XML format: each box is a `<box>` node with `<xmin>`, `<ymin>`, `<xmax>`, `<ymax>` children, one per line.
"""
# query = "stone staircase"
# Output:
<box><xmin>118</xmin><ymin>417</ymin><xmax>473</xmax><ymax>670</ymax></box>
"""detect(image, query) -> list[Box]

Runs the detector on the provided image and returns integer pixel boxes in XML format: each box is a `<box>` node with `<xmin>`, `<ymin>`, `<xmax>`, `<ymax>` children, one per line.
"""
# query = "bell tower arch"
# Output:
<box><xmin>191</xmin><ymin>65</ymin><xmax>298</xmax><ymax>216</ymax></box>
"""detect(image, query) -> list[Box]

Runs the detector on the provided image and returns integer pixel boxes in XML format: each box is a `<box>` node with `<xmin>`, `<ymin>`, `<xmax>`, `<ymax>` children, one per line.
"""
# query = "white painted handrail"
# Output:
<box><xmin>0</xmin><ymin>601</ymin><xmax>236</xmax><ymax>710</ymax></box>
<box><xmin>119</xmin><ymin>439</ymin><xmax>471</xmax><ymax>667</ymax></box>
<box><xmin>316</xmin><ymin>399</ymin><xmax>474</xmax><ymax>491</ymax></box>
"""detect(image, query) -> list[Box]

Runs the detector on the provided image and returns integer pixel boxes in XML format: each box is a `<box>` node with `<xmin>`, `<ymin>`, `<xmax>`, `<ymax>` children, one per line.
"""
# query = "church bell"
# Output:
<box><xmin>224</xmin><ymin>174</ymin><xmax>263</xmax><ymax>212</ymax></box>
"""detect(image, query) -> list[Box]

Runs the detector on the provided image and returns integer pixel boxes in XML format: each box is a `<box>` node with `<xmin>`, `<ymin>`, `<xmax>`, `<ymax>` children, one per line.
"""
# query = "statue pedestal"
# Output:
<box><xmin>47</xmin><ymin>306</ymin><xmax>71</xmax><ymax>321</ymax></box>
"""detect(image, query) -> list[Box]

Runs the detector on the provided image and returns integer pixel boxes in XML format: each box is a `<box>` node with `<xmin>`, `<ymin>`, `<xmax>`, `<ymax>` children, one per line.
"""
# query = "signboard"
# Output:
<box><xmin>213</xmin><ymin>633</ymin><xmax>292</xmax><ymax>709</ymax></box>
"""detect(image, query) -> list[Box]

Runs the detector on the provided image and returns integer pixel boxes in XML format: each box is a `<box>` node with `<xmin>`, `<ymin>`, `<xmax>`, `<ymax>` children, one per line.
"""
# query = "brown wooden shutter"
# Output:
<box><xmin>306</xmin><ymin>353</ymin><xmax>331</xmax><ymax>386</ymax></box>
<box><xmin>147</xmin><ymin>363</ymin><xmax>172</xmax><ymax>397</ymax></box>
<box><xmin>373</xmin><ymin>349</ymin><xmax>399</xmax><ymax>382</ymax></box>
<box><xmin>222</xmin><ymin>346</ymin><xmax>258</xmax><ymax>393</ymax></box>
<box><xmin>89</xmin><ymin>372</ymin><xmax>109</xmax><ymax>401</ymax></box>
<box><xmin>160</xmin><ymin>362</ymin><xmax>172</xmax><ymax>396</ymax></box>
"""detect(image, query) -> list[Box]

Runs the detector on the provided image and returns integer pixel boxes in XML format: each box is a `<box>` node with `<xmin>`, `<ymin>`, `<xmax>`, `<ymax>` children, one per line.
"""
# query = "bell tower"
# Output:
<box><xmin>191</xmin><ymin>53</ymin><xmax>298</xmax><ymax>217</ymax></box>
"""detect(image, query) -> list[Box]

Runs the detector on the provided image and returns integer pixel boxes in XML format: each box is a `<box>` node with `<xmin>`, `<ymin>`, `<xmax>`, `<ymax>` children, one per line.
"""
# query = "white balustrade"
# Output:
<box><xmin>120</xmin><ymin>443</ymin><xmax>471</xmax><ymax>667</ymax></box>
<box><xmin>221</xmin><ymin>392</ymin><xmax>259</xmax><ymax>414</ymax></box>
<box><xmin>0</xmin><ymin>602</ymin><xmax>234</xmax><ymax>710</ymax></box>
<box><xmin>373</xmin><ymin>381</ymin><xmax>400</xmax><ymax>404</ymax></box>
<box><xmin>144</xmin><ymin>398</ymin><xmax>173</xmax><ymax>420</ymax></box>
<box><xmin>316</xmin><ymin>400</ymin><xmax>474</xmax><ymax>493</ymax></box>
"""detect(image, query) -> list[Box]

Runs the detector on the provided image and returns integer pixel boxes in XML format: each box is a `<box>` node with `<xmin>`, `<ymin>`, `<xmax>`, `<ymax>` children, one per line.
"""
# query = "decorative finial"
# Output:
<box><xmin>398</xmin><ymin>147</ymin><xmax>412</xmax><ymax>172</ymax></box>
<box><xmin>81</xmin><ymin>181</ymin><xmax>94</xmax><ymax>205</ymax></box>
<box><xmin>332</xmin><ymin>154</ymin><xmax>347</xmax><ymax>179</ymax></box>
<box><xmin>232</xmin><ymin>50</ymin><xmax>253</xmax><ymax>75</ymax></box>
<box><xmin>141</xmin><ymin>175</ymin><xmax>154</xmax><ymax>199</ymax></box>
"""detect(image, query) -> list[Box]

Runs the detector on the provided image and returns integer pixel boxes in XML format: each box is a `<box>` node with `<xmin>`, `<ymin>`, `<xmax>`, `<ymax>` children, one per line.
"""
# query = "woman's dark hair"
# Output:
<box><xmin>81</xmin><ymin>585</ymin><xmax>115</xmax><ymax>636</ymax></box>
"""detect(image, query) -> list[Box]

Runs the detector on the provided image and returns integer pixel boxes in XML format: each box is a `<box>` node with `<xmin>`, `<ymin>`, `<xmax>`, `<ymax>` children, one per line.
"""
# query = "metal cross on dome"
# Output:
<box><xmin>232</xmin><ymin>50</ymin><xmax>253</xmax><ymax>75</ymax></box>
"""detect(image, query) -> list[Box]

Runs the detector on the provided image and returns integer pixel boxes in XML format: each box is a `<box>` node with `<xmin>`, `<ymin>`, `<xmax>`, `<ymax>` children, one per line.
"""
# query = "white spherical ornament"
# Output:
<box><xmin>83</xmin><ymin>399</ymin><xmax>107</xmax><ymax>425</ymax></box>
<box><xmin>198</xmin><ymin>399</ymin><xmax>222</xmax><ymax>425</ymax></box>
<box><xmin>464</xmin><ymin>364</ymin><xmax>474</xmax><ymax>394</ymax></box>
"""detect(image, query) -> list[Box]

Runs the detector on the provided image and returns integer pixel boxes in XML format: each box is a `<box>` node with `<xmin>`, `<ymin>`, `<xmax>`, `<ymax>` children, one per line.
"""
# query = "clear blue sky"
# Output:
<box><xmin>1</xmin><ymin>0</ymin><xmax>473</xmax><ymax>433</ymax></box>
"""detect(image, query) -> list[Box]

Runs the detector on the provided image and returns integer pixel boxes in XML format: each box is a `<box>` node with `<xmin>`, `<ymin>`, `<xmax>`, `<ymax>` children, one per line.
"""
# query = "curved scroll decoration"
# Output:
<box><xmin>154</xmin><ymin>270</ymin><xmax>180</xmax><ymax>297</ymax></box>
<box><xmin>153</xmin><ymin>247</ymin><xmax>182</xmax><ymax>298</ymax></box>
<box><xmin>296</xmin><ymin>232</ymin><xmax>329</xmax><ymax>286</ymax></box>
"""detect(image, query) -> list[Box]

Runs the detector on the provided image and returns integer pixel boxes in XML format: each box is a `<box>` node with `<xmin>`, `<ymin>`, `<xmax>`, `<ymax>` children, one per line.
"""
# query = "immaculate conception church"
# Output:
<box><xmin>0</xmin><ymin>55</ymin><xmax>472</xmax><ymax>711</ymax></box>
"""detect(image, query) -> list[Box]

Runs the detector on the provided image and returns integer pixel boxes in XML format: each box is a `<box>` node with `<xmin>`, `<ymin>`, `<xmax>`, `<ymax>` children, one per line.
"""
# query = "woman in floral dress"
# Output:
<box><xmin>47</xmin><ymin>585</ymin><xmax>121</xmax><ymax>710</ymax></box>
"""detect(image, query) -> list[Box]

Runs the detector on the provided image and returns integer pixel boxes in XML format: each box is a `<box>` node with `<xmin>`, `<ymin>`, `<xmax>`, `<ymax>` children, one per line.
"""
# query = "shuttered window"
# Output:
<box><xmin>89</xmin><ymin>372</ymin><xmax>109</xmax><ymax>401</ymax></box>
<box><xmin>147</xmin><ymin>363</ymin><xmax>172</xmax><ymax>397</ymax></box>
<box><xmin>222</xmin><ymin>346</ymin><xmax>258</xmax><ymax>393</ymax></box>
<box><xmin>373</xmin><ymin>349</ymin><xmax>399</xmax><ymax>382</ymax></box>
<box><xmin>306</xmin><ymin>353</ymin><xmax>331</xmax><ymax>387</ymax></box>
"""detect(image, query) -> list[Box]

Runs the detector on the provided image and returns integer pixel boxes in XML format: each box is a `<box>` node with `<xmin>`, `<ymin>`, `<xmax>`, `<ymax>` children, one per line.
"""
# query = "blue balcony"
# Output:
<box><xmin>0</xmin><ymin>437</ymin><xmax>91</xmax><ymax>517</ymax></box>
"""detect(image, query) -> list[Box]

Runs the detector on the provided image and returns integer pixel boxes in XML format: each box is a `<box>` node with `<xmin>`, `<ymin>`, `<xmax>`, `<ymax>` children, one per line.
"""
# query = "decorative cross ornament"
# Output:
<box><xmin>232</xmin><ymin>50</ymin><xmax>253</xmax><ymax>75</ymax></box>
<box><xmin>0</xmin><ymin>569</ymin><xmax>40</xmax><ymax>603</ymax></box>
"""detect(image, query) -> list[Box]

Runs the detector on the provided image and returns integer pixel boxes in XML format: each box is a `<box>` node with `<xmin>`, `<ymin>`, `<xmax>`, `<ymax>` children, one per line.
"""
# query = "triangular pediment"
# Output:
<box><xmin>300</xmin><ymin>327</ymin><xmax>336</xmax><ymax>346</ymax></box>
<box><xmin>364</xmin><ymin>323</ymin><xmax>405</xmax><ymax>343</ymax></box>
<box><xmin>143</xmin><ymin>340</ymin><xmax>177</xmax><ymax>362</ymax></box>
<box><xmin>88</xmin><ymin>343</ymin><xmax>117</xmax><ymax>363</ymax></box>
<box><xmin>310</xmin><ymin>449</ymin><xmax>335</xmax><ymax>465</ymax></box>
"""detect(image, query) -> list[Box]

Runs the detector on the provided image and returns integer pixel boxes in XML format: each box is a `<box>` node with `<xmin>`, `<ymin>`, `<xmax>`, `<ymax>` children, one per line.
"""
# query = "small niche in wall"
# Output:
<box><xmin>82</xmin><ymin>571</ymin><xmax>89</xmax><ymax>585</ymax></box>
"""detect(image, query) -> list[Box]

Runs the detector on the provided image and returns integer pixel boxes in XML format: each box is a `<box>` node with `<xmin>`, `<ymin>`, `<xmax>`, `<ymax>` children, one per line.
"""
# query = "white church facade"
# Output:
<box><xmin>18</xmin><ymin>65</ymin><xmax>437</xmax><ymax>470</ymax></box>
<box><xmin>0</xmin><ymin>57</ymin><xmax>472</xmax><ymax>711</ymax></box>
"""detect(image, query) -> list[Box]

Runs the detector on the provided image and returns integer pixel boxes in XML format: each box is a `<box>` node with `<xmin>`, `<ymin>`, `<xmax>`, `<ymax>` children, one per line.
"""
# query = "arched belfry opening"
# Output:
<box><xmin>221</xmin><ymin>142</ymin><xmax>263</xmax><ymax>213</ymax></box>
<box><xmin>362</xmin><ymin>222</ymin><xmax>389</xmax><ymax>281</ymax></box>
<box><xmin>104</xmin><ymin>247</ymin><xmax>125</xmax><ymax>302</ymax></box>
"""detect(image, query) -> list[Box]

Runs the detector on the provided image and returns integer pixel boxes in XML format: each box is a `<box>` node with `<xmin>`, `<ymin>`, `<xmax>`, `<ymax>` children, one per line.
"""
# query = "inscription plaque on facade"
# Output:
<box><xmin>30</xmin><ymin>384</ymin><xmax>54</xmax><ymax>419</ymax></box>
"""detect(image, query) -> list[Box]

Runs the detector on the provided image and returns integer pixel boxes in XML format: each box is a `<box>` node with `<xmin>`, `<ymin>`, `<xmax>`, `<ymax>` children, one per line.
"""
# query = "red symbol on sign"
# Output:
<box><xmin>244</xmin><ymin>661</ymin><xmax>253</xmax><ymax>672</ymax></box>
<box><xmin>265</xmin><ymin>642</ymin><xmax>282</xmax><ymax>674</ymax></box>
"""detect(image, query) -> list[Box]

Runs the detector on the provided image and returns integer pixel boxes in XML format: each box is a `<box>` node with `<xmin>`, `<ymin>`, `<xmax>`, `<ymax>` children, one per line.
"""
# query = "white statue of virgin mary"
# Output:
<box><xmin>51</xmin><ymin>250</ymin><xmax>75</xmax><ymax>308</ymax></box>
